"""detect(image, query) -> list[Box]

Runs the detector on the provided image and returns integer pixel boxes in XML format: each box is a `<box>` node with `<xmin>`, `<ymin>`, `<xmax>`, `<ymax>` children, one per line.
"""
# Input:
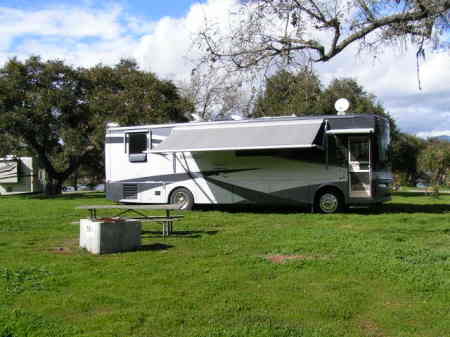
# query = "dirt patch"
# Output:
<box><xmin>50</xmin><ymin>246</ymin><xmax>74</xmax><ymax>255</ymax></box>
<box><xmin>266</xmin><ymin>255</ymin><xmax>310</xmax><ymax>264</ymax></box>
<box><xmin>359</xmin><ymin>319</ymin><xmax>384</xmax><ymax>337</ymax></box>
<box><xmin>49</xmin><ymin>238</ymin><xmax>79</xmax><ymax>255</ymax></box>
<box><xmin>266</xmin><ymin>254</ymin><xmax>331</xmax><ymax>263</ymax></box>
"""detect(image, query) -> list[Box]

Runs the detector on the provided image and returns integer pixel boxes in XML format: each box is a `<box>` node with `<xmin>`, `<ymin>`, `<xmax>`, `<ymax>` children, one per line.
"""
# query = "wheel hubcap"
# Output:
<box><xmin>319</xmin><ymin>193</ymin><xmax>339</xmax><ymax>213</ymax></box>
<box><xmin>174</xmin><ymin>192</ymin><xmax>188</xmax><ymax>209</ymax></box>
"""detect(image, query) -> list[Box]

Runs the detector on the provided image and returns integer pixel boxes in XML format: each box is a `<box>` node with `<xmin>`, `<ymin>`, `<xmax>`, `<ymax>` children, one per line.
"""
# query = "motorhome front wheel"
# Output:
<box><xmin>315</xmin><ymin>189</ymin><xmax>343</xmax><ymax>214</ymax></box>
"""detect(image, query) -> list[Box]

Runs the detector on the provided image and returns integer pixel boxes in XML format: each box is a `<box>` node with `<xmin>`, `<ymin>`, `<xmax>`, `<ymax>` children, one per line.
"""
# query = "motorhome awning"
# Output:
<box><xmin>152</xmin><ymin>120</ymin><xmax>324</xmax><ymax>153</ymax></box>
<box><xmin>0</xmin><ymin>160</ymin><xmax>18</xmax><ymax>183</ymax></box>
<box><xmin>325</xmin><ymin>115</ymin><xmax>375</xmax><ymax>134</ymax></box>
<box><xmin>326</xmin><ymin>128</ymin><xmax>374</xmax><ymax>134</ymax></box>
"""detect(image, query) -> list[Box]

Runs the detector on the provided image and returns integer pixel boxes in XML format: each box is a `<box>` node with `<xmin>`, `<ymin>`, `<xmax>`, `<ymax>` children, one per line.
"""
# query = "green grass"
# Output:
<box><xmin>0</xmin><ymin>192</ymin><xmax>449</xmax><ymax>337</ymax></box>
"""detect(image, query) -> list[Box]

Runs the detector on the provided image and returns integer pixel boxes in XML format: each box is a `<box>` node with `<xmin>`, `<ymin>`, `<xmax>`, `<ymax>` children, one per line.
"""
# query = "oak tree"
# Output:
<box><xmin>252</xmin><ymin>68</ymin><xmax>323</xmax><ymax>117</ymax></box>
<box><xmin>391</xmin><ymin>133</ymin><xmax>426</xmax><ymax>184</ymax></box>
<box><xmin>417</xmin><ymin>139</ymin><xmax>450</xmax><ymax>192</ymax></box>
<box><xmin>0</xmin><ymin>57</ymin><xmax>190</xmax><ymax>195</ymax></box>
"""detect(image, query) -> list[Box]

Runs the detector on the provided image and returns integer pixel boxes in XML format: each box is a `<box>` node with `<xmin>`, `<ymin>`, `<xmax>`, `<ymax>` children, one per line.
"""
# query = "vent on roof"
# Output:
<box><xmin>123</xmin><ymin>184</ymin><xmax>138</xmax><ymax>199</ymax></box>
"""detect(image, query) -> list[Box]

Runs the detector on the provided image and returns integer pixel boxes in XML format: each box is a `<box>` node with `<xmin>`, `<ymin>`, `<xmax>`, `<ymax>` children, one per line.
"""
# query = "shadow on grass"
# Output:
<box><xmin>138</xmin><ymin>243</ymin><xmax>174</xmax><ymax>251</ymax></box>
<box><xmin>194</xmin><ymin>200</ymin><xmax>449</xmax><ymax>215</ymax></box>
<box><xmin>141</xmin><ymin>229</ymin><xmax>219</xmax><ymax>239</ymax></box>
<box><xmin>354</xmin><ymin>203</ymin><xmax>450</xmax><ymax>214</ymax></box>
<box><xmin>12</xmin><ymin>192</ymin><xmax>106</xmax><ymax>200</ymax></box>
<box><xmin>8</xmin><ymin>191</ymin><xmax>448</xmax><ymax>215</ymax></box>
<box><xmin>393</xmin><ymin>191</ymin><xmax>440</xmax><ymax>198</ymax></box>
<box><xmin>194</xmin><ymin>204</ymin><xmax>308</xmax><ymax>214</ymax></box>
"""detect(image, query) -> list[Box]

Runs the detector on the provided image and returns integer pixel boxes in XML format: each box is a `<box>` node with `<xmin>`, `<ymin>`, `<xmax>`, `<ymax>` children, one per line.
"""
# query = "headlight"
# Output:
<box><xmin>377</xmin><ymin>183</ymin><xmax>388</xmax><ymax>188</ymax></box>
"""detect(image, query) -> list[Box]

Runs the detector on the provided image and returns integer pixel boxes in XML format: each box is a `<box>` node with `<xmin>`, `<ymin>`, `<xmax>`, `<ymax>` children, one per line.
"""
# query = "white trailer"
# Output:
<box><xmin>0</xmin><ymin>157</ymin><xmax>44</xmax><ymax>195</ymax></box>
<box><xmin>105</xmin><ymin>114</ymin><xmax>393</xmax><ymax>213</ymax></box>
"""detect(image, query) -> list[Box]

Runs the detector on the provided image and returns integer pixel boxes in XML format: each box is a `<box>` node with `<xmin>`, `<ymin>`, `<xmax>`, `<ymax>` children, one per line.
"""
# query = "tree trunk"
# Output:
<box><xmin>44</xmin><ymin>178</ymin><xmax>63</xmax><ymax>196</ymax></box>
<box><xmin>28</xmin><ymin>140</ymin><xmax>90</xmax><ymax>196</ymax></box>
<box><xmin>73</xmin><ymin>171</ymin><xmax>78</xmax><ymax>191</ymax></box>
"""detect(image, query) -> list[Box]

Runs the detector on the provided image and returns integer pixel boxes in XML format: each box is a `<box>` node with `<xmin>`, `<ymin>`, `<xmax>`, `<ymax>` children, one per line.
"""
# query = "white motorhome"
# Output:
<box><xmin>105</xmin><ymin>114</ymin><xmax>393</xmax><ymax>213</ymax></box>
<box><xmin>0</xmin><ymin>157</ymin><xmax>44</xmax><ymax>195</ymax></box>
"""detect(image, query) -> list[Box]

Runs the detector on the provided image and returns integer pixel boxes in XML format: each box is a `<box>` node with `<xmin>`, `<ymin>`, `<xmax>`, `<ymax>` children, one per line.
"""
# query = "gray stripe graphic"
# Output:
<box><xmin>114</xmin><ymin>169</ymin><xmax>258</xmax><ymax>184</ymax></box>
<box><xmin>152</xmin><ymin>128</ymin><xmax>173</xmax><ymax>137</ymax></box>
<box><xmin>106</xmin><ymin>137</ymin><xmax>124</xmax><ymax>144</ymax></box>
<box><xmin>116</xmin><ymin>173</ymin><xmax>191</xmax><ymax>184</ymax></box>
<box><xmin>204</xmin><ymin>177</ymin><xmax>299</xmax><ymax>205</ymax></box>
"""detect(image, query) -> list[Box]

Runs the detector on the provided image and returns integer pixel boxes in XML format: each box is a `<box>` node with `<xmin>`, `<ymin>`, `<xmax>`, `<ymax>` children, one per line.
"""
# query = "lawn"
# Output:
<box><xmin>0</xmin><ymin>193</ymin><xmax>449</xmax><ymax>337</ymax></box>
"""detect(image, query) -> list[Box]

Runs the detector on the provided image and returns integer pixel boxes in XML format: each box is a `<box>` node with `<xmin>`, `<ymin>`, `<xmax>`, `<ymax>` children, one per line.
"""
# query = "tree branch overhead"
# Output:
<box><xmin>198</xmin><ymin>0</ymin><xmax>449</xmax><ymax>71</ymax></box>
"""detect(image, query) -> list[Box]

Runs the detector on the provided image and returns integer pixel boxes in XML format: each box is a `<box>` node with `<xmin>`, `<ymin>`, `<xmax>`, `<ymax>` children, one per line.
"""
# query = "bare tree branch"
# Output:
<box><xmin>197</xmin><ymin>0</ymin><xmax>450</xmax><ymax>72</ymax></box>
<box><xmin>319</xmin><ymin>5</ymin><xmax>434</xmax><ymax>61</ymax></box>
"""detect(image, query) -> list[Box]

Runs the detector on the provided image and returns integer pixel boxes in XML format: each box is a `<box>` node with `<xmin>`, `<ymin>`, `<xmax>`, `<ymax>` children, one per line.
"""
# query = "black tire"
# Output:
<box><xmin>314</xmin><ymin>189</ymin><xmax>344</xmax><ymax>214</ymax></box>
<box><xmin>169</xmin><ymin>187</ymin><xmax>194</xmax><ymax>210</ymax></box>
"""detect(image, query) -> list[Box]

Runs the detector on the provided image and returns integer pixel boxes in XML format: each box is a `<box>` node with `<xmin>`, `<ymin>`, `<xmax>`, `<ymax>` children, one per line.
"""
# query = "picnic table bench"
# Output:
<box><xmin>76</xmin><ymin>204</ymin><xmax>184</xmax><ymax>236</ymax></box>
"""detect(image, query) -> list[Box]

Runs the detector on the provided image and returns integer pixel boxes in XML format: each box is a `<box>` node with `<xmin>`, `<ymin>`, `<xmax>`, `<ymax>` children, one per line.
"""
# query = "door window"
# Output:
<box><xmin>349</xmin><ymin>137</ymin><xmax>369</xmax><ymax>162</ymax></box>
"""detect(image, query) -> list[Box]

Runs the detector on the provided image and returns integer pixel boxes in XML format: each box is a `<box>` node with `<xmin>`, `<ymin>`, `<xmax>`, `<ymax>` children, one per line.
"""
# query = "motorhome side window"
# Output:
<box><xmin>128</xmin><ymin>132</ymin><xmax>148</xmax><ymax>162</ymax></box>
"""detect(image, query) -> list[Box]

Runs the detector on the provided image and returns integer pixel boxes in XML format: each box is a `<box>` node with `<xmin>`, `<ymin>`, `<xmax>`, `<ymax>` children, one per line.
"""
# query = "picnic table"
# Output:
<box><xmin>76</xmin><ymin>204</ymin><xmax>184</xmax><ymax>236</ymax></box>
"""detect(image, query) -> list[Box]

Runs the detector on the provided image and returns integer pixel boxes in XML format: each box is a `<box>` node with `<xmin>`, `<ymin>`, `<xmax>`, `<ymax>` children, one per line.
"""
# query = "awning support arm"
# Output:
<box><xmin>325</xmin><ymin>120</ymin><xmax>329</xmax><ymax>170</ymax></box>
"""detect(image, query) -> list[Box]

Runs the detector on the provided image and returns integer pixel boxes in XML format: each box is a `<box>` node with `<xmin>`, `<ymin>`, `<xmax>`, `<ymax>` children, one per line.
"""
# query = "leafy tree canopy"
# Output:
<box><xmin>253</xmin><ymin>68</ymin><xmax>396</xmax><ymax>122</ymax></box>
<box><xmin>252</xmin><ymin>68</ymin><xmax>322</xmax><ymax>117</ymax></box>
<box><xmin>391</xmin><ymin>132</ymin><xmax>426</xmax><ymax>183</ymax></box>
<box><xmin>0</xmin><ymin>57</ymin><xmax>191</xmax><ymax>194</ymax></box>
<box><xmin>417</xmin><ymin>139</ymin><xmax>450</xmax><ymax>187</ymax></box>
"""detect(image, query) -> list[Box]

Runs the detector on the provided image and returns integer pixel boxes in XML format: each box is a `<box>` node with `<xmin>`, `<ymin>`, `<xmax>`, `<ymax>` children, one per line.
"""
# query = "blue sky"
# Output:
<box><xmin>0</xmin><ymin>0</ymin><xmax>204</xmax><ymax>20</ymax></box>
<box><xmin>0</xmin><ymin>0</ymin><xmax>448</xmax><ymax>137</ymax></box>
<box><xmin>122</xmin><ymin>0</ymin><xmax>206</xmax><ymax>20</ymax></box>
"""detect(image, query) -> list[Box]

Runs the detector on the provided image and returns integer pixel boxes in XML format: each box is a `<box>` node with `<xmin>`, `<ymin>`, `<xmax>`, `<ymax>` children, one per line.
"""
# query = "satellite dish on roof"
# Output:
<box><xmin>334</xmin><ymin>98</ymin><xmax>350</xmax><ymax>115</ymax></box>
<box><xmin>190</xmin><ymin>113</ymin><xmax>203</xmax><ymax>122</ymax></box>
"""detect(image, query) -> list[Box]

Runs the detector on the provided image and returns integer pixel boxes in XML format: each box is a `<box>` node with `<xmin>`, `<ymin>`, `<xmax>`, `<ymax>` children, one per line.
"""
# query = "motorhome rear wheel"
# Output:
<box><xmin>169</xmin><ymin>187</ymin><xmax>194</xmax><ymax>210</ymax></box>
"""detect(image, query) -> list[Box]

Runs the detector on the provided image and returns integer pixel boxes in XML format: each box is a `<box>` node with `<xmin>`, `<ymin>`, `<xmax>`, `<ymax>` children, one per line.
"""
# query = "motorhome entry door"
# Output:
<box><xmin>348</xmin><ymin>136</ymin><xmax>372</xmax><ymax>198</ymax></box>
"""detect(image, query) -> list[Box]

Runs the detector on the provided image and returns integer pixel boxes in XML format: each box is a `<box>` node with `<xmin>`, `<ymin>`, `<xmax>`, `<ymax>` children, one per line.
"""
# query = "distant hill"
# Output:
<box><xmin>436</xmin><ymin>135</ymin><xmax>450</xmax><ymax>142</ymax></box>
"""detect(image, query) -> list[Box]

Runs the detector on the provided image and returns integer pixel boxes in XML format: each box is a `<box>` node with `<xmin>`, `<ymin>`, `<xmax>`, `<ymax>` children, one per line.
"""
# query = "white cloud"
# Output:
<box><xmin>0</xmin><ymin>5</ymin><xmax>124</xmax><ymax>39</ymax></box>
<box><xmin>14</xmin><ymin>36</ymin><xmax>139</xmax><ymax>67</ymax></box>
<box><xmin>134</xmin><ymin>16</ymin><xmax>193</xmax><ymax>78</ymax></box>
<box><xmin>0</xmin><ymin>3</ymin><xmax>139</xmax><ymax>67</ymax></box>
<box><xmin>134</xmin><ymin>0</ymin><xmax>240</xmax><ymax>80</ymax></box>
<box><xmin>416</xmin><ymin>130</ymin><xmax>450</xmax><ymax>139</ymax></box>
